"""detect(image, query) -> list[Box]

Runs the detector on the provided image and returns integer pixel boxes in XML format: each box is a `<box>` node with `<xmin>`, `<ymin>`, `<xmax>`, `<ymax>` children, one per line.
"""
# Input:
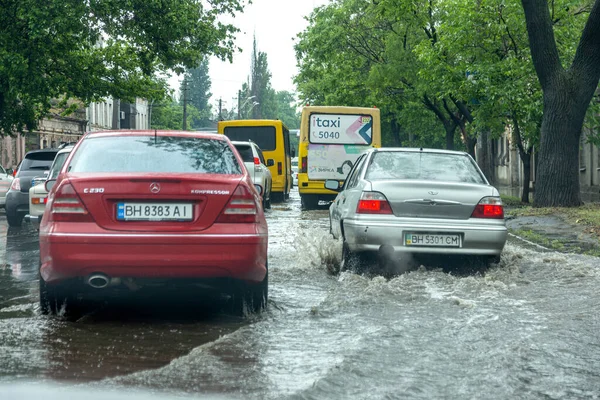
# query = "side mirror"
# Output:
<box><xmin>45</xmin><ymin>179</ymin><xmax>56</xmax><ymax>192</ymax></box>
<box><xmin>324</xmin><ymin>179</ymin><xmax>342</xmax><ymax>192</ymax></box>
<box><xmin>266</xmin><ymin>159</ymin><xmax>275</xmax><ymax>167</ymax></box>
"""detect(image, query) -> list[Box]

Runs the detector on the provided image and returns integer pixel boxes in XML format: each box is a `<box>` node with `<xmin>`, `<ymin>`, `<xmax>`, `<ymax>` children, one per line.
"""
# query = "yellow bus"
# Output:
<box><xmin>218</xmin><ymin>119</ymin><xmax>293</xmax><ymax>201</ymax></box>
<box><xmin>298</xmin><ymin>106</ymin><xmax>381</xmax><ymax>209</ymax></box>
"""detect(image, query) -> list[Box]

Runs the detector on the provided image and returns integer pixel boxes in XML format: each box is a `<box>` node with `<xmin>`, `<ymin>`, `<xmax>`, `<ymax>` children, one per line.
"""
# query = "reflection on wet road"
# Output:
<box><xmin>1</xmin><ymin>191</ymin><xmax>600</xmax><ymax>399</ymax></box>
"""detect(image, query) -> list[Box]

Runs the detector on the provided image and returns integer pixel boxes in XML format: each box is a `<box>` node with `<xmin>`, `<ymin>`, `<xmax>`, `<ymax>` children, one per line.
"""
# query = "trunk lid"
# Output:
<box><xmin>369</xmin><ymin>180</ymin><xmax>495</xmax><ymax>220</ymax></box>
<box><xmin>67</xmin><ymin>173</ymin><xmax>244</xmax><ymax>231</ymax></box>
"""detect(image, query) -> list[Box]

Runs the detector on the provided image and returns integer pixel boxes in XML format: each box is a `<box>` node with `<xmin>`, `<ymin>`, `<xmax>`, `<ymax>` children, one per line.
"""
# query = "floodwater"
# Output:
<box><xmin>0</xmin><ymin>189</ymin><xmax>599</xmax><ymax>399</ymax></box>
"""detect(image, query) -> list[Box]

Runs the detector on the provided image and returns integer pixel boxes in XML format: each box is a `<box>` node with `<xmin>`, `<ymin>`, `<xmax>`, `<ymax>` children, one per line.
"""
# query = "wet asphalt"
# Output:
<box><xmin>1</xmin><ymin>190</ymin><xmax>600</xmax><ymax>399</ymax></box>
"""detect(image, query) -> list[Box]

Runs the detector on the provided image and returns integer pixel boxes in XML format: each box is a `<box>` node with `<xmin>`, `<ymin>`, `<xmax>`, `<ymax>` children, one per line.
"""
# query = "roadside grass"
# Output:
<box><xmin>504</xmin><ymin>199</ymin><xmax>600</xmax><ymax>256</ymax></box>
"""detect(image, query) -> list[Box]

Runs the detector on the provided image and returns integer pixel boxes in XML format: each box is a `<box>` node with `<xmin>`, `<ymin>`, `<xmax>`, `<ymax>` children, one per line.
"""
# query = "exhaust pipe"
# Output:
<box><xmin>87</xmin><ymin>274</ymin><xmax>110</xmax><ymax>289</ymax></box>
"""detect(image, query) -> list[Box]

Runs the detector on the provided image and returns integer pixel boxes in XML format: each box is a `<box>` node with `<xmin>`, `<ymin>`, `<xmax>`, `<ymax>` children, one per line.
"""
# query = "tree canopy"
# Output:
<box><xmin>0</xmin><ymin>0</ymin><xmax>245</xmax><ymax>135</ymax></box>
<box><xmin>294</xmin><ymin>0</ymin><xmax>598</xmax><ymax>204</ymax></box>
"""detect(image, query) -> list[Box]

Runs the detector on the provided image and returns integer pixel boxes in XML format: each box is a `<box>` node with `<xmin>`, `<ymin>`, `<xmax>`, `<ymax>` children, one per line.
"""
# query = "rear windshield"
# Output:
<box><xmin>20</xmin><ymin>152</ymin><xmax>57</xmax><ymax>171</ymax></box>
<box><xmin>233</xmin><ymin>144</ymin><xmax>254</xmax><ymax>163</ymax></box>
<box><xmin>366</xmin><ymin>152</ymin><xmax>486</xmax><ymax>184</ymax></box>
<box><xmin>67</xmin><ymin>136</ymin><xmax>242</xmax><ymax>174</ymax></box>
<box><xmin>224</xmin><ymin>126</ymin><xmax>276</xmax><ymax>151</ymax></box>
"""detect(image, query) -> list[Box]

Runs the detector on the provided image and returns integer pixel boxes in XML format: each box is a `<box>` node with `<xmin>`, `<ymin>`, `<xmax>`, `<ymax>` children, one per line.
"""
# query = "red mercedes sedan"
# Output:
<box><xmin>38</xmin><ymin>130</ymin><xmax>268</xmax><ymax>316</ymax></box>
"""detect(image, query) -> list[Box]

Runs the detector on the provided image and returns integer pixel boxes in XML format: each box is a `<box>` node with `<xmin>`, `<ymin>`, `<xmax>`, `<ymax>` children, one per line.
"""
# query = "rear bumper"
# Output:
<box><xmin>343</xmin><ymin>217</ymin><xmax>507</xmax><ymax>256</ymax></box>
<box><xmin>298</xmin><ymin>175</ymin><xmax>338</xmax><ymax>196</ymax></box>
<box><xmin>40</xmin><ymin>226</ymin><xmax>268</xmax><ymax>284</ymax></box>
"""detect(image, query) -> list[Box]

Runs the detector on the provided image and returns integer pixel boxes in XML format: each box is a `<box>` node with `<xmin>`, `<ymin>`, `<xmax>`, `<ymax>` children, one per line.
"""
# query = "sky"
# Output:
<box><xmin>169</xmin><ymin>0</ymin><xmax>329</xmax><ymax>114</ymax></box>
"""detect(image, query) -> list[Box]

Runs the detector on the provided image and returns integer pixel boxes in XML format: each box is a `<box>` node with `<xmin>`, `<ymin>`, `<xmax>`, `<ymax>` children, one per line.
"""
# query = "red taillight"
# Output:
<box><xmin>12</xmin><ymin>169</ymin><xmax>17</xmax><ymax>177</ymax></box>
<box><xmin>216</xmin><ymin>184</ymin><xmax>258</xmax><ymax>223</ymax></box>
<box><xmin>277</xmin><ymin>162</ymin><xmax>282</xmax><ymax>175</ymax></box>
<box><xmin>32</xmin><ymin>197</ymin><xmax>47</xmax><ymax>205</ymax></box>
<box><xmin>356</xmin><ymin>192</ymin><xmax>393</xmax><ymax>214</ymax></box>
<box><xmin>10</xmin><ymin>178</ymin><xmax>20</xmax><ymax>191</ymax></box>
<box><xmin>48</xmin><ymin>182</ymin><xmax>93</xmax><ymax>222</ymax></box>
<box><xmin>254</xmin><ymin>157</ymin><xmax>260</xmax><ymax>165</ymax></box>
<box><xmin>301</xmin><ymin>157</ymin><xmax>307</xmax><ymax>173</ymax></box>
<box><xmin>471</xmin><ymin>197</ymin><xmax>504</xmax><ymax>219</ymax></box>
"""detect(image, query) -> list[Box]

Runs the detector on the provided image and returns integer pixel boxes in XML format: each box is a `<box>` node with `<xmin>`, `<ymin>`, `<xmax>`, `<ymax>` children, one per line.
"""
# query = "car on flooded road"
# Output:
<box><xmin>39</xmin><ymin>130</ymin><xmax>269</xmax><ymax>317</ymax></box>
<box><xmin>25</xmin><ymin>144</ymin><xmax>74</xmax><ymax>230</ymax></box>
<box><xmin>0</xmin><ymin>165</ymin><xmax>14</xmax><ymax>208</ymax></box>
<box><xmin>326</xmin><ymin>147</ymin><xmax>507</xmax><ymax>271</ymax></box>
<box><xmin>5</xmin><ymin>149</ymin><xmax>59</xmax><ymax>227</ymax></box>
<box><xmin>231</xmin><ymin>140</ymin><xmax>273</xmax><ymax>209</ymax></box>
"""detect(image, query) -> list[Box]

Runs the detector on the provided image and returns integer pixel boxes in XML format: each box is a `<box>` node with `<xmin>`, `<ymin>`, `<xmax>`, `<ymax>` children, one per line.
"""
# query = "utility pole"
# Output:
<box><xmin>218</xmin><ymin>98</ymin><xmax>222</xmax><ymax>121</ymax></box>
<box><xmin>182</xmin><ymin>78</ymin><xmax>188</xmax><ymax>130</ymax></box>
<box><xmin>237</xmin><ymin>90</ymin><xmax>241</xmax><ymax>119</ymax></box>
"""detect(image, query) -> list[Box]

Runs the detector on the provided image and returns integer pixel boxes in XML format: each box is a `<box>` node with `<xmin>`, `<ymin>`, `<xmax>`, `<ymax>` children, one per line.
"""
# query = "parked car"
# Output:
<box><xmin>291</xmin><ymin>157</ymin><xmax>298</xmax><ymax>187</ymax></box>
<box><xmin>25</xmin><ymin>145</ymin><xmax>74</xmax><ymax>229</ymax></box>
<box><xmin>326</xmin><ymin>148</ymin><xmax>508</xmax><ymax>272</ymax></box>
<box><xmin>0</xmin><ymin>165</ymin><xmax>14</xmax><ymax>208</ymax></box>
<box><xmin>39</xmin><ymin>130</ymin><xmax>269</xmax><ymax>317</ymax></box>
<box><xmin>5</xmin><ymin>149</ymin><xmax>59</xmax><ymax>226</ymax></box>
<box><xmin>231</xmin><ymin>140</ymin><xmax>273</xmax><ymax>209</ymax></box>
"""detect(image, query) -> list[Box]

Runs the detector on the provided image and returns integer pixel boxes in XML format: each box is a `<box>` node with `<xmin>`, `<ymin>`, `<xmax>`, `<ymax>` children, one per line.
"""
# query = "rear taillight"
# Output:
<box><xmin>356</xmin><ymin>192</ymin><xmax>393</xmax><ymax>214</ymax></box>
<box><xmin>301</xmin><ymin>157</ymin><xmax>307</xmax><ymax>173</ymax></box>
<box><xmin>254</xmin><ymin>157</ymin><xmax>260</xmax><ymax>165</ymax></box>
<box><xmin>48</xmin><ymin>182</ymin><xmax>93</xmax><ymax>222</ymax></box>
<box><xmin>10</xmin><ymin>178</ymin><xmax>20</xmax><ymax>191</ymax></box>
<box><xmin>471</xmin><ymin>197</ymin><xmax>504</xmax><ymax>219</ymax></box>
<box><xmin>216</xmin><ymin>184</ymin><xmax>258</xmax><ymax>223</ymax></box>
<box><xmin>32</xmin><ymin>197</ymin><xmax>47</xmax><ymax>205</ymax></box>
<box><xmin>277</xmin><ymin>162</ymin><xmax>282</xmax><ymax>175</ymax></box>
<box><xmin>12</xmin><ymin>169</ymin><xmax>17</xmax><ymax>177</ymax></box>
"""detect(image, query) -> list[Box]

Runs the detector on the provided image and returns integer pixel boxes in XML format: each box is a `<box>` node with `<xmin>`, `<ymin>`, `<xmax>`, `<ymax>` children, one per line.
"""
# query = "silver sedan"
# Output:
<box><xmin>326</xmin><ymin>148</ymin><xmax>508</xmax><ymax>271</ymax></box>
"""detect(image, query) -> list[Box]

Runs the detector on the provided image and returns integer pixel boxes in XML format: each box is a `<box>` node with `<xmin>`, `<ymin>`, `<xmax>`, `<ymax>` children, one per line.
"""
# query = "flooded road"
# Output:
<box><xmin>1</xmin><ymin>189</ymin><xmax>600</xmax><ymax>399</ymax></box>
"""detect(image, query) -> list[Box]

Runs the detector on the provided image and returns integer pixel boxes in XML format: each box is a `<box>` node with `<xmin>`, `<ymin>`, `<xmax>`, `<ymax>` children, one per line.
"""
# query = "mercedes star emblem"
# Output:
<box><xmin>150</xmin><ymin>182</ymin><xmax>161</xmax><ymax>194</ymax></box>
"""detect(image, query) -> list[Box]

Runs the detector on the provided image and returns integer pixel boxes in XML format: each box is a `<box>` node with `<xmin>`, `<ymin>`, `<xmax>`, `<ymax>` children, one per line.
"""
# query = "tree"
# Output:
<box><xmin>521</xmin><ymin>0</ymin><xmax>600</xmax><ymax>206</ymax></box>
<box><xmin>0</xmin><ymin>0</ymin><xmax>244</xmax><ymax>136</ymax></box>
<box><xmin>180</xmin><ymin>58</ymin><xmax>213</xmax><ymax>128</ymax></box>
<box><xmin>151</xmin><ymin>98</ymin><xmax>202</xmax><ymax>130</ymax></box>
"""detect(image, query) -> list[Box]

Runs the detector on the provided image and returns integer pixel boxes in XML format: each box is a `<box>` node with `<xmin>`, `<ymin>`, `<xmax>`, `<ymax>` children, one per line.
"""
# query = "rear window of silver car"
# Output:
<box><xmin>233</xmin><ymin>144</ymin><xmax>255</xmax><ymax>163</ymax></box>
<box><xmin>366</xmin><ymin>151</ymin><xmax>486</xmax><ymax>184</ymax></box>
<box><xmin>67</xmin><ymin>136</ymin><xmax>242</xmax><ymax>175</ymax></box>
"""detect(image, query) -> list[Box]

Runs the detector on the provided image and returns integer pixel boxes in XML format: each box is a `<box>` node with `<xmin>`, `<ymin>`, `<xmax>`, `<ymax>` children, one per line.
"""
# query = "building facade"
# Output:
<box><xmin>1</xmin><ymin>98</ymin><xmax>149</xmax><ymax>170</ymax></box>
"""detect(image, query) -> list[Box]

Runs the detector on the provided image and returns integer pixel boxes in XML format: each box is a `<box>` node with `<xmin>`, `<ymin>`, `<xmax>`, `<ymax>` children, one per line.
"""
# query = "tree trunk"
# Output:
<box><xmin>465</xmin><ymin>136</ymin><xmax>477</xmax><ymax>159</ymax></box>
<box><xmin>445</xmin><ymin>125</ymin><xmax>454</xmax><ymax>150</ymax></box>
<box><xmin>477</xmin><ymin>130</ymin><xmax>495</xmax><ymax>186</ymax></box>
<box><xmin>521</xmin><ymin>152</ymin><xmax>531</xmax><ymax>203</ymax></box>
<box><xmin>521</xmin><ymin>0</ymin><xmax>600</xmax><ymax>206</ymax></box>
<box><xmin>534</xmin><ymin>85</ymin><xmax>587</xmax><ymax>207</ymax></box>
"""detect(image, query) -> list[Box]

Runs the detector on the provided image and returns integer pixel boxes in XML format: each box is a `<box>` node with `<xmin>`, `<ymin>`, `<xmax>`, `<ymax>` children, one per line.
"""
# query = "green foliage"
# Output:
<box><xmin>151</xmin><ymin>98</ymin><xmax>202</xmax><ymax>130</ymax></box>
<box><xmin>180</xmin><ymin>58</ymin><xmax>213</xmax><ymax>128</ymax></box>
<box><xmin>0</xmin><ymin>0</ymin><xmax>245</xmax><ymax>135</ymax></box>
<box><xmin>294</xmin><ymin>0</ymin><xmax>591</xmax><ymax>155</ymax></box>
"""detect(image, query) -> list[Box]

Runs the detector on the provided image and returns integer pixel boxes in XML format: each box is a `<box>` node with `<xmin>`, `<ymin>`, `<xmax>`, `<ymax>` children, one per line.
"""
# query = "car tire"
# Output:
<box><xmin>6</xmin><ymin>210</ymin><xmax>24</xmax><ymax>227</ymax></box>
<box><xmin>341</xmin><ymin>241</ymin><xmax>376</xmax><ymax>274</ymax></box>
<box><xmin>231</xmin><ymin>264</ymin><xmax>269</xmax><ymax>316</ymax></box>
<box><xmin>39</xmin><ymin>268</ymin><xmax>84</xmax><ymax>319</ymax></box>
<box><xmin>265</xmin><ymin>192</ymin><xmax>271</xmax><ymax>209</ymax></box>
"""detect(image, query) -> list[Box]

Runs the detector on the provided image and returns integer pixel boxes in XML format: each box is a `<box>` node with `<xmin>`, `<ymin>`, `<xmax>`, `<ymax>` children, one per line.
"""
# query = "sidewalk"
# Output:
<box><xmin>505</xmin><ymin>205</ymin><xmax>600</xmax><ymax>256</ymax></box>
